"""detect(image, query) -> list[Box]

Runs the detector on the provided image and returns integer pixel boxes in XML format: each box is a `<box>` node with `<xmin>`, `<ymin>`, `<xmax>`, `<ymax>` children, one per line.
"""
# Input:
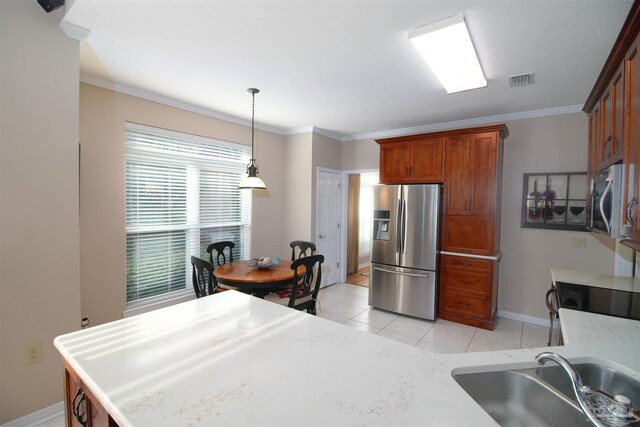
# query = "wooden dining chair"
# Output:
<box><xmin>191</xmin><ymin>256</ymin><xmax>219</xmax><ymax>298</ymax></box>
<box><xmin>265</xmin><ymin>254</ymin><xmax>324</xmax><ymax>315</ymax></box>
<box><xmin>290</xmin><ymin>240</ymin><xmax>316</xmax><ymax>261</ymax></box>
<box><xmin>206</xmin><ymin>241</ymin><xmax>235</xmax><ymax>267</ymax></box>
<box><xmin>206</xmin><ymin>241</ymin><xmax>249</xmax><ymax>293</ymax></box>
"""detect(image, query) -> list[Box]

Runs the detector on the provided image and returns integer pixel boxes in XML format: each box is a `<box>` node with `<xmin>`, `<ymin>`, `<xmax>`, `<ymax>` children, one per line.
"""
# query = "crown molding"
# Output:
<box><xmin>284</xmin><ymin>126</ymin><xmax>343</xmax><ymax>141</ymax></box>
<box><xmin>59</xmin><ymin>21</ymin><xmax>91</xmax><ymax>41</ymax></box>
<box><xmin>284</xmin><ymin>126</ymin><xmax>315</xmax><ymax>135</ymax></box>
<box><xmin>312</xmin><ymin>127</ymin><xmax>345</xmax><ymax>141</ymax></box>
<box><xmin>80</xmin><ymin>75</ymin><xmax>582</xmax><ymax>142</ymax></box>
<box><xmin>79</xmin><ymin>75</ymin><xmax>287</xmax><ymax>135</ymax></box>
<box><xmin>345</xmin><ymin>104</ymin><xmax>583</xmax><ymax>141</ymax></box>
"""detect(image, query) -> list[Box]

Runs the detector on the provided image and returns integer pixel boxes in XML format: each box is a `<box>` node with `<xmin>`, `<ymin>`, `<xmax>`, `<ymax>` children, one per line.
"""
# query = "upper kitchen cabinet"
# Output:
<box><xmin>443</xmin><ymin>132</ymin><xmax>498</xmax><ymax>217</ymax></box>
<box><xmin>587</xmin><ymin>64</ymin><xmax>624</xmax><ymax>176</ymax></box>
<box><xmin>377</xmin><ymin>135</ymin><xmax>444</xmax><ymax>183</ymax></box>
<box><xmin>623</xmin><ymin>33</ymin><xmax>640</xmax><ymax>239</ymax></box>
<box><xmin>442</xmin><ymin>125</ymin><xmax>508</xmax><ymax>255</ymax></box>
<box><xmin>584</xmin><ymin>0</ymin><xmax>640</xmax><ymax>243</ymax></box>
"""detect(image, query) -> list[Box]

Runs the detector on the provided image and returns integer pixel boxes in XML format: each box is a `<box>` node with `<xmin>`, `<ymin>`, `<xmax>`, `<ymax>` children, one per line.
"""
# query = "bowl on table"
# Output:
<box><xmin>245</xmin><ymin>256</ymin><xmax>280</xmax><ymax>269</ymax></box>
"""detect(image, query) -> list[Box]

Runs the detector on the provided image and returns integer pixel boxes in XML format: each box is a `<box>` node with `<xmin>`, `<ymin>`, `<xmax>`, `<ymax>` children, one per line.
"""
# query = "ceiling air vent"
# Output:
<box><xmin>509</xmin><ymin>73</ymin><xmax>534</xmax><ymax>87</ymax></box>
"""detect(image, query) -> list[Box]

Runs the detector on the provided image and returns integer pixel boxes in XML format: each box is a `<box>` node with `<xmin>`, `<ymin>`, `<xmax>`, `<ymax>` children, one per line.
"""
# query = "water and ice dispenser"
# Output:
<box><xmin>373</xmin><ymin>210</ymin><xmax>390</xmax><ymax>241</ymax></box>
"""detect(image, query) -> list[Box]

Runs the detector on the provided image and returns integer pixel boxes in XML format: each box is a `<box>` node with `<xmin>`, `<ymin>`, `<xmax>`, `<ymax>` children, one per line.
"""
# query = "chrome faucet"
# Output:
<box><xmin>536</xmin><ymin>352</ymin><xmax>637</xmax><ymax>427</ymax></box>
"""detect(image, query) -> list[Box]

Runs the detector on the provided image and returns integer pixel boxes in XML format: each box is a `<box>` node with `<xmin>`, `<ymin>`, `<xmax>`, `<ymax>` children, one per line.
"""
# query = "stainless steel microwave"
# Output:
<box><xmin>590</xmin><ymin>164</ymin><xmax>622</xmax><ymax>237</ymax></box>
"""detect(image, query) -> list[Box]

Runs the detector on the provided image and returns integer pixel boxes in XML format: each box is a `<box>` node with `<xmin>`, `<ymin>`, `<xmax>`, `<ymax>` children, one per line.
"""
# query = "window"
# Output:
<box><xmin>358</xmin><ymin>172</ymin><xmax>379</xmax><ymax>266</ymax></box>
<box><xmin>125</xmin><ymin>123</ymin><xmax>251</xmax><ymax>305</ymax></box>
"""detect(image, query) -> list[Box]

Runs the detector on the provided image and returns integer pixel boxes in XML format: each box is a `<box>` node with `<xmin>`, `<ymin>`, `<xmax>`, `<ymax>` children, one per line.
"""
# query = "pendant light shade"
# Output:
<box><xmin>239</xmin><ymin>88</ymin><xmax>267</xmax><ymax>190</ymax></box>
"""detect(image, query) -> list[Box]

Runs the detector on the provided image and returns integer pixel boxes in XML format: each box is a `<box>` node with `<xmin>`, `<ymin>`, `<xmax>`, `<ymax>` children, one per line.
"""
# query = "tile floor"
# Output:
<box><xmin>317</xmin><ymin>282</ymin><xmax>549</xmax><ymax>353</ymax></box>
<box><xmin>35</xmin><ymin>282</ymin><xmax>549</xmax><ymax>426</ymax></box>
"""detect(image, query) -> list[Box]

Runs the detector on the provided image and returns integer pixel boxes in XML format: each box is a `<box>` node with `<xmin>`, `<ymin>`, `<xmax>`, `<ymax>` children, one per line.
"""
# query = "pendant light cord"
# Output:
<box><xmin>251</xmin><ymin>90</ymin><xmax>256</xmax><ymax>161</ymax></box>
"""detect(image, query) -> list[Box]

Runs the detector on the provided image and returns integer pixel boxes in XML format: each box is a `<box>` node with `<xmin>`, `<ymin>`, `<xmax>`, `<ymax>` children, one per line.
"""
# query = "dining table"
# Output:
<box><xmin>214</xmin><ymin>259</ymin><xmax>297</xmax><ymax>298</ymax></box>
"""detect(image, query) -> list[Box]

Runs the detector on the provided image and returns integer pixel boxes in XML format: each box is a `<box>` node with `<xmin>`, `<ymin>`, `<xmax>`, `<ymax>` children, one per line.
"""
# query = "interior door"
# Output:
<box><xmin>317</xmin><ymin>169</ymin><xmax>341</xmax><ymax>287</ymax></box>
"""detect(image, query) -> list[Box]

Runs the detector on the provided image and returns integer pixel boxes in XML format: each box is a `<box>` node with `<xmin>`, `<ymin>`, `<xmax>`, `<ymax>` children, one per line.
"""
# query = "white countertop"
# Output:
<box><xmin>551</xmin><ymin>268</ymin><xmax>640</xmax><ymax>293</ymax></box>
<box><xmin>54</xmin><ymin>290</ymin><xmax>640</xmax><ymax>427</ymax></box>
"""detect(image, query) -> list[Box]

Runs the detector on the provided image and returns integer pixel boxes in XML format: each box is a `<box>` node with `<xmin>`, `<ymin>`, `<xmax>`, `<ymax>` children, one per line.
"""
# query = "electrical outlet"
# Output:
<box><xmin>573</xmin><ymin>237</ymin><xmax>587</xmax><ymax>248</ymax></box>
<box><xmin>24</xmin><ymin>342</ymin><xmax>42</xmax><ymax>365</ymax></box>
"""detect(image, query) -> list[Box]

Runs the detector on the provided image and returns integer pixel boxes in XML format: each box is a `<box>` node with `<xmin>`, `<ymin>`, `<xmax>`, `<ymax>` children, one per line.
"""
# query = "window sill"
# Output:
<box><xmin>123</xmin><ymin>290</ymin><xmax>195</xmax><ymax>318</ymax></box>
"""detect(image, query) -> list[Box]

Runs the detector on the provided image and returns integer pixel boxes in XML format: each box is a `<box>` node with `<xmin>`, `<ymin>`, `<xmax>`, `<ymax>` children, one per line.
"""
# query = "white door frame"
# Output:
<box><xmin>339</xmin><ymin>168</ymin><xmax>380</xmax><ymax>283</ymax></box>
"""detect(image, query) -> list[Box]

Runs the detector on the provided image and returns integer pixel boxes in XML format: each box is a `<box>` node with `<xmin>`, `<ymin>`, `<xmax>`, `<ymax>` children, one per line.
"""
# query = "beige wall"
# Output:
<box><xmin>499</xmin><ymin>113</ymin><xmax>616</xmax><ymax>320</ymax></box>
<box><xmin>282</xmin><ymin>133</ymin><xmax>313</xmax><ymax>249</ymax></box>
<box><xmin>279</xmin><ymin>132</ymin><xmax>342</xmax><ymax>253</ymax></box>
<box><xmin>311</xmin><ymin>133</ymin><xmax>342</xmax><ymax>238</ymax></box>
<box><xmin>341</xmin><ymin>137</ymin><xmax>379</xmax><ymax>170</ymax></box>
<box><xmin>80</xmin><ymin>83</ymin><xmax>287</xmax><ymax>326</ymax></box>
<box><xmin>341</xmin><ymin>114</ymin><xmax>618</xmax><ymax>321</ymax></box>
<box><xmin>1</xmin><ymin>1</ymin><xmax>81</xmax><ymax>422</ymax></box>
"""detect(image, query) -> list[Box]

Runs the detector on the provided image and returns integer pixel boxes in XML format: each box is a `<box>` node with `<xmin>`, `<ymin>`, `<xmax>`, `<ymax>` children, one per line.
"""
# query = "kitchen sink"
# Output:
<box><xmin>453</xmin><ymin>362</ymin><xmax>640</xmax><ymax>427</ymax></box>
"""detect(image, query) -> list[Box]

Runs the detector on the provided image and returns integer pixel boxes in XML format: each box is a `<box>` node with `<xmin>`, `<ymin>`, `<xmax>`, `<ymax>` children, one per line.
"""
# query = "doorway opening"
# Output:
<box><xmin>345</xmin><ymin>171</ymin><xmax>379</xmax><ymax>287</ymax></box>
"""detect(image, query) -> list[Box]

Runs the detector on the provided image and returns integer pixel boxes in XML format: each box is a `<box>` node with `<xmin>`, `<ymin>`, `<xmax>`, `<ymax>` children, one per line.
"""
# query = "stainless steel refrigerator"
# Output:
<box><xmin>369</xmin><ymin>184</ymin><xmax>440</xmax><ymax>320</ymax></box>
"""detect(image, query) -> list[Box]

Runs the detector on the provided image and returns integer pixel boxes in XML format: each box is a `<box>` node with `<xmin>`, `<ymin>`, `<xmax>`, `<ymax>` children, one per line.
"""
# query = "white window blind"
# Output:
<box><xmin>125</xmin><ymin>123</ymin><xmax>251</xmax><ymax>304</ymax></box>
<box><xmin>358</xmin><ymin>172</ymin><xmax>379</xmax><ymax>259</ymax></box>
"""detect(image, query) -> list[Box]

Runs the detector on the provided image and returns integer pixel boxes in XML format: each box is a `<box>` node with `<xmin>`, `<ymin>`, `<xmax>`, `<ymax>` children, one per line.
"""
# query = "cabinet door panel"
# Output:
<box><xmin>442</xmin><ymin>268</ymin><xmax>491</xmax><ymax>294</ymax></box>
<box><xmin>65</xmin><ymin>368</ymin><xmax>83</xmax><ymax>427</ymax></box>
<box><xmin>613</xmin><ymin>66</ymin><xmax>625</xmax><ymax>166</ymax></box>
<box><xmin>442</xmin><ymin>215</ymin><xmax>495</xmax><ymax>255</ymax></box>
<box><xmin>468</xmin><ymin>134</ymin><xmax>497</xmax><ymax>216</ymax></box>
<box><xmin>409</xmin><ymin>137</ymin><xmax>443</xmax><ymax>182</ymax></box>
<box><xmin>441</xmin><ymin>290</ymin><xmax>488</xmax><ymax>319</ymax></box>
<box><xmin>593</xmin><ymin>104</ymin><xmax>603</xmax><ymax>173</ymax></box>
<box><xmin>379</xmin><ymin>142</ymin><xmax>409</xmax><ymax>183</ymax></box>
<box><xmin>588</xmin><ymin>112</ymin><xmax>598</xmax><ymax>177</ymax></box>
<box><xmin>444</xmin><ymin>136</ymin><xmax>470</xmax><ymax>215</ymax></box>
<box><xmin>601</xmin><ymin>89</ymin><xmax>612</xmax><ymax>170</ymax></box>
<box><xmin>441</xmin><ymin>255</ymin><xmax>492</xmax><ymax>273</ymax></box>
<box><xmin>598</xmin><ymin>65</ymin><xmax>625</xmax><ymax>171</ymax></box>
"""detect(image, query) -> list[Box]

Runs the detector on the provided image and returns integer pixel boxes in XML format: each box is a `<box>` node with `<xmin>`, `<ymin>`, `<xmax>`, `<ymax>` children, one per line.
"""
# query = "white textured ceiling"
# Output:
<box><xmin>63</xmin><ymin>0</ymin><xmax>633</xmax><ymax>140</ymax></box>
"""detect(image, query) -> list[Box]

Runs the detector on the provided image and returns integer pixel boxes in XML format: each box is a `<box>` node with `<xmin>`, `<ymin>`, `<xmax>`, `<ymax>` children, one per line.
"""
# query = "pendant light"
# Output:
<box><xmin>239</xmin><ymin>88</ymin><xmax>267</xmax><ymax>190</ymax></box>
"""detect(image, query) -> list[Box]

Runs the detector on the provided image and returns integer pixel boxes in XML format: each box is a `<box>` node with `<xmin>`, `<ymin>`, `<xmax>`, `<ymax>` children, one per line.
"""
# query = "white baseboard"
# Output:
<box><xmin>2</xmin><ymin>401</ymin><xmax>64</xmax><ymax>427</ymax></box>
<box><xmin>497</xmin><ymin>310</ymin><xmax>550</xmax><ymax>328</ymax></box>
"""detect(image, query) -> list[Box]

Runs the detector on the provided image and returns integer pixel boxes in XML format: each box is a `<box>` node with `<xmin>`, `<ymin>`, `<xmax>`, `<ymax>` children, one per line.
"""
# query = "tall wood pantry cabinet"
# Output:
<box><xmin>377</xmin><ymin>125</ymin><xmax>508</xmax><ymax>330</ymax></box>
<box><xmin>440</xmin><ymin>125</ymin><xmax>508</xmax><ymax>330</ymax></box>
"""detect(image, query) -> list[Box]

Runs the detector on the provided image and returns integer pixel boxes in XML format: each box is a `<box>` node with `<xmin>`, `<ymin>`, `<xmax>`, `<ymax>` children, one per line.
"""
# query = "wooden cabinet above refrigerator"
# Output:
<box><xmin>377</xmin><ymin>135</ymin><xmax>444</xmax><ymax>183</ymax></box>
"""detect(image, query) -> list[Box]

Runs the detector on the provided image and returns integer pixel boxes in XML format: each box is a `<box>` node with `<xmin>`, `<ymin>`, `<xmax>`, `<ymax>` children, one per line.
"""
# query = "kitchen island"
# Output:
<box><xmin>54</xmin><ymin>290</ymin><xmax>640</xmax><ymax>426</ymax></box>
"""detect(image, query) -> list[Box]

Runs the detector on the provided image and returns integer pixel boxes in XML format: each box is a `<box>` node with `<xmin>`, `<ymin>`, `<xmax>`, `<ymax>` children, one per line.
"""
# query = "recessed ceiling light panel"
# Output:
<box><xmin>409</xmin><ymin>14</ymin><xmax>487</xmax><ymax>94</ymax></box>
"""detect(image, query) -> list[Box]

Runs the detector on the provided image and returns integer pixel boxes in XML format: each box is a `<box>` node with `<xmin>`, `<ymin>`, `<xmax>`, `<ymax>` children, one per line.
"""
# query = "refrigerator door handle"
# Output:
<box><xmin>400</xmin><ymin>198</ymin><xmax>407</xmax><ymax>255</ymax></box>
<box><xmin>373</xmin><ymin>266</ymin><xmax>430</xmax><ymax>278</ymax></box>
<box><xmin>396</xmin><ymin>195</ymin><xmax>403</xmax><ymax>263</ymax></box>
